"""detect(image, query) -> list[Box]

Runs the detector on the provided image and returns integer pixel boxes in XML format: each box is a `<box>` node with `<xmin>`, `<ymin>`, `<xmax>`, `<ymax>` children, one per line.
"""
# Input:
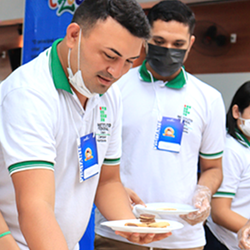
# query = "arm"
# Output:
<box><xmin>198</xmin><ymin>157</ymin><xmax>223</xmax><ymax>195</ymax></box>
<box><xmin>211</xmin><ymin>197</ymin><xmax>248</xmax><ymax>233</ymax></box>
<box><xmin>95</xmin><ymin>164</ymin><xmax>171</xmax><ymax>244</ymax></box>
<box><xmin>125</xmin><ymin>187</ymin><xmax>145</xmax><ymax>209</ymax></box>
<box><xmin>11</xmin><ymin>169</ymin><xmax>69</xmax><ymax>250</ymax></box>
<box><xmin>95</xmin><ymin>164</ymin><xmax>133</xmax><ymax>220</ymax></box>
<box><xmin>0</xmin><ymin>211</ymin><xmax>20</xmax><ymax>250</ymax></box>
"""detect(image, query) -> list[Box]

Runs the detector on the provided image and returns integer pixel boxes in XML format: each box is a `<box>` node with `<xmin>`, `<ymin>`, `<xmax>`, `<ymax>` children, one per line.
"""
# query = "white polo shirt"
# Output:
<box><xmin>207</xmin><ymin>132</ymin><xmax>250</xmax><ymax>250</ymax></box>
<box><xmin>95</xmin><ymin>62</ymin><xmax>226</xmax><ymax>249</ymax></box>
<box><xmin>0</xmin><ymin>39</ymin><xmax>122</xmax><ymax>250</ymax></box>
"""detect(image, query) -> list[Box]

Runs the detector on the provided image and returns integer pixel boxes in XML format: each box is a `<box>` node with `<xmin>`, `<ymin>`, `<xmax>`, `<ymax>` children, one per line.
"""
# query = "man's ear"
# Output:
<box><xmin>65</xmin><ymin>23</ymin><xmax>81</xmax><ymax>49</ymax></box>
<box><xmin>188</xmin><ymin>35</ymin><xmax>195</xmax><ymax>52</ymax></box>
<box><xmin>183</xmin><ymin>35</ymin><xmax>195</xmax><ymax>64</ymax></box>
<box><xmin>232</xmin><ymin>104</ymin><xmax>240</xmax><ymax>119</ymax></box>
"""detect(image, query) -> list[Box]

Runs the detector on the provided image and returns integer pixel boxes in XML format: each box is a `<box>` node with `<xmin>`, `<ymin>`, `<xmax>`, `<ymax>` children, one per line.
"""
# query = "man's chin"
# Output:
<box><xmin>96</xmin><ymin>84</ymin><xmax>113</xmax><ymax>95</ymax></box>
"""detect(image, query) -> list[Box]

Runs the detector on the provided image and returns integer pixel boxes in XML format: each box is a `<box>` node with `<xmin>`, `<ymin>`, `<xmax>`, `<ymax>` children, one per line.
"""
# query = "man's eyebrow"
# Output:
<box><xmin>108</xmin><ymin>48</ymin><xmax>122</xmax><ymax>57</ymax></box>
<box><xmin>108</xmin><ymin>48</ymin><xmax>140</xmax><ymax>60</ymax></box>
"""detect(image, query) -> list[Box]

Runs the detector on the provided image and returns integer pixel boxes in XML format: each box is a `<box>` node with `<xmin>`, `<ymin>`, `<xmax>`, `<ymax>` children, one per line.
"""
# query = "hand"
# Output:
<box><xmin>125</xmin><ymin>188</ymin><xmax>145</xmax><ymax>209</ymax></box>
<box><xmin>180</xmin><ymin>185</ymin><xmax>211</xmax><ymax>226</ymax></box>
<box><xmin>238</xmin><ymin>220</ymin><xmax>250</xmax><ymax>249</ymax></box>
<box><xmin>115</xmin><ymin>231</ymin><xmax>172</xmax><ymax>244</ymax></box>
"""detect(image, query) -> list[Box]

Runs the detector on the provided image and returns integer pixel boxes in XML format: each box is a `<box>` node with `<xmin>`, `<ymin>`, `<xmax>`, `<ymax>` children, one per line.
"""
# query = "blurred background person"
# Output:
<box><xmin>205</xmin><ymin>81</ymin><xmax>250</xmax><ymax>250</ymax></box>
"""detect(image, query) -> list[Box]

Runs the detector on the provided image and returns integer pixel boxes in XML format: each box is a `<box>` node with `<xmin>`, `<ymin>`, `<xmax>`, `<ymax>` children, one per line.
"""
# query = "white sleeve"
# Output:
<box><xmin>215</xmin><ymin>145</ymin><xmax>243</xmax><ymax>197</ymax></box>
<box><xmin>199</xmin><ymin>93</ymin><xmax>226</xmax><ymax>158</ymax></box>
<box><xmin>0</xmin><ymin>87</ymin><xmax>57</xmax><ymax>169</ymax></box>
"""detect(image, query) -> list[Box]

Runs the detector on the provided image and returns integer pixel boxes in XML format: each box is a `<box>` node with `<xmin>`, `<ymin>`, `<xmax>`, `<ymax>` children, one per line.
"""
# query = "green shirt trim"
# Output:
<box><xmin>213</xmin><ymin>191</ymin><xmax>235</xmax><ymax>198</ymax></box>
<box><xmin>50</xmin><ymin>39</ymin><xmax>73</xmax><ymax>94</ymax></box>
<box><xmin>235</xmin><ymin>129</ymin><xmax>250</xmax><ymax>148</ymax></box>
<box><xmin>103</xmin><ymin>158</ymin><xmax>120</xmax><ymax>165</ymax></box>
<box><xmin>8</xmin><ymin>161</ymin><xmax>54</xmax><ymax>175</ymax></box>
<box><xmin>199</xmin><ymin>151</ymin><xmax>223</xmax><ymax>159</ymax></box>
<box><xmin>139</xmin><ymin>60</ymin><xmax>187</xmax><ymax>89</ymax></box>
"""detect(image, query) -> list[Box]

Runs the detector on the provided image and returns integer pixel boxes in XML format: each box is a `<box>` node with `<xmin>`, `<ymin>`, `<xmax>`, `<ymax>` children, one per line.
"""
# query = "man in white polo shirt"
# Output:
<box><xmin>0</xmin><ymin>1</ymin><xmax>172</xmax><ymax>249</ymax></box>
<box><xmin>95</xmin><ymin>1</ymin><xmax>226</xmax><ymax>249</ymax></box>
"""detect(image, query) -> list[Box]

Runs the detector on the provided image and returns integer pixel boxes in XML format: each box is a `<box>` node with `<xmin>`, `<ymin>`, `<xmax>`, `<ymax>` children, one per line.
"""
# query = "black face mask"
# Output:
<box><xmin>146</xmin><ymin>43</ymin><xmax>187</xmax><ymax>77</ymax></box>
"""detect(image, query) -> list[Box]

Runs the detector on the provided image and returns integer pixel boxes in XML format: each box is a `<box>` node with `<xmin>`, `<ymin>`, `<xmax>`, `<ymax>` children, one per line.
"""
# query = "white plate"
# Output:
<box><xmin>135</xmin><ymin>202</ymin><xmax>198</xmax><ymax>215</ymax></box>
<box><xmin>101</xmin><ymin>219</ymin><xmax>183</xmax><ymax>233</ymax></box>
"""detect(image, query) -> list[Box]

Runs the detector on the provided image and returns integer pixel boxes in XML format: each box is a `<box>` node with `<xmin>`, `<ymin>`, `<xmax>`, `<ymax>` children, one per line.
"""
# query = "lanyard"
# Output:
<box><xmin>147</xmin><ymin>69</ymin><xmax>186</xmax><ymax>123</ymax></box>
<box><xmin>63</xmin><ymin>91</ymin><xmax>98</xmax><ymax>138</ymax></box>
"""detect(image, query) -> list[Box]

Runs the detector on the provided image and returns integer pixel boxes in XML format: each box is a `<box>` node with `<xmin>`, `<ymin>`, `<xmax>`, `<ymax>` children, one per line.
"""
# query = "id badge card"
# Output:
<box><xmin>77</xmin><ymin>133</ymin><xmax>99</xmax><ymax>182</ymax></box>
<box><xmin>155</xmin><ymin>117</ymin><xmax>184</xmax><ymax>153</ymax></box>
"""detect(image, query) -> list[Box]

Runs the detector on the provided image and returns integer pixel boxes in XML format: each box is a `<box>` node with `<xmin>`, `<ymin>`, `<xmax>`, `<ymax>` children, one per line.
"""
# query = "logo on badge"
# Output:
<box><xmin>163</xmin><ymin>127</ymin><xmax>175</xmax><ymax>137</ymax></box>
<box><xmin>85</xmin><ymin>148</ymin><xmax>93</xmax><ymax>161</ymax></box>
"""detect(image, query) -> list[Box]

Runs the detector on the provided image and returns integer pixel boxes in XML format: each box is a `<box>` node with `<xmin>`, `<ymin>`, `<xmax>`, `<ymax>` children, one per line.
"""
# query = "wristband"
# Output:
<box><xmin>0</xmin><ymin>231</ymin><xmax>11</xmax><ymax>238</ymax></box>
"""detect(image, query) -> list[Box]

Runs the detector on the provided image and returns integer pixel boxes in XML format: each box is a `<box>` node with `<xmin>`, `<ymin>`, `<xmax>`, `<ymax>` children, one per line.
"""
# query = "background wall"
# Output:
<box><xmin>0</xmin><ymin>0</ymin><xmax>25</xmax><ymax>24</ymax></box>
<box><xmin>187</xmin><ymin>0</ymin><xmax>250</xmax><ymax>110</ymax></box>
<box><xmin>186</xmin><ymin>0</ymin><xmax>250</xmax><ymax>74</ymax></box>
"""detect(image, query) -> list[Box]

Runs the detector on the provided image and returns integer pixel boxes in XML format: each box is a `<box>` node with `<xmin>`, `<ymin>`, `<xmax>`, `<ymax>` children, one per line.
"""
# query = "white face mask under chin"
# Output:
<box><xmin>239</xmin><ymin>117</ymin><xmax>250</xmax><ymax>137</ymax></box>
<box><xmin>67</xmin><ymin>29</ymin><xmax>96</xmax><ymax>99</ymax></box>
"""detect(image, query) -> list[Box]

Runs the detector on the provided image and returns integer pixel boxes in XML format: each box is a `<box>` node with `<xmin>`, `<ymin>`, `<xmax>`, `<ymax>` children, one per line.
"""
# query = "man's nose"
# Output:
<box><xmin>107</xmin><ymin>60</ymin><xmax>127</xmax><ymax>79</ymax></box>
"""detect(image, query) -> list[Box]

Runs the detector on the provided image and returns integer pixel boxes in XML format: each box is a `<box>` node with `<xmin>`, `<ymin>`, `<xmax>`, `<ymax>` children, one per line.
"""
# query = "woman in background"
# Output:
<box><xmin>205</xmin><ymin>81</ymin><xmax>250</xmax><ymax>250</ymax></box>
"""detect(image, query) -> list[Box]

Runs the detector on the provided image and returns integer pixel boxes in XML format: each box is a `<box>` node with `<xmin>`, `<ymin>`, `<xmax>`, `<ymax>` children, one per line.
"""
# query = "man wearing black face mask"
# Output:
<box><xmin>95</xmin><ymin>1</ymin><xmax>226</xmax><ymax>250</ymax></box>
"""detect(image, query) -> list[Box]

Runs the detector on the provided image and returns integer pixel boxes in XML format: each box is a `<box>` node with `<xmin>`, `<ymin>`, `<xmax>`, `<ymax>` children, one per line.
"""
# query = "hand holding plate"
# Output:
<box><xmin>180</xmin><ymin>185</ymin><xmax>211</xmax><ymax>225</ymax></box>
<box><xmin>114</xmin><ymin>231</ymin><xmax>172</xmax><ymax>245</ymax></box>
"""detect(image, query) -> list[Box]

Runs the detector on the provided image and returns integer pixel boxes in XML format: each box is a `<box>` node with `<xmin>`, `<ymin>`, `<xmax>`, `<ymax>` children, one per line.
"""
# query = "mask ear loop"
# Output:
<box><xmin>67</xmin><ymin>28</ymin><xmax>81</xmax><ymax>72</ymax></box>
<box><xmin>77</xmin><ymin>29</ymin><xmax>82</xmax><ymax>71</ymax></box>
<box><xmin>68</xmin><ymin>48</ymin><xmax>72</xmax><ymax>70</ymax></box>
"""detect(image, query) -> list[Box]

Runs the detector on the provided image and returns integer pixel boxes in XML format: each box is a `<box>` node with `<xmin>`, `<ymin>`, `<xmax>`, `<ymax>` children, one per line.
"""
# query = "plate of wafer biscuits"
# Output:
<box><xmin>134</xmin><ymin>202</ymin><xmax>198</xmax><ymax>215</ymax></box>
<box><xmin>101</xmin><ymin>214</ymin><xmax>183</xmax><ymax>233</ymax></box>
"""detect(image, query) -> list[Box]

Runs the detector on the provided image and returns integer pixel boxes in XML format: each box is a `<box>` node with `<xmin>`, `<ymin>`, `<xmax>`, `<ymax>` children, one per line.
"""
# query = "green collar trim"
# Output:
<box><xmin>235</xmin><ymin>129</ymin><xmax>250</xmax><ymax>148</ymax></box>
<box><xmin>50</xmin><ymin>39</ymin><xmax>72</xmax><ymax>94</ymax></box>
<box><xmin>139</xmin><ymin>60</ymin><xmax>187</xmax><ymax>89</ymax></box>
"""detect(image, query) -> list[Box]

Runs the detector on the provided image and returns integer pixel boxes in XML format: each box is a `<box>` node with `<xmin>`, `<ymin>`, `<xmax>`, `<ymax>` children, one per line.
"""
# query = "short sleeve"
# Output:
<box><xmin>0</xmin><ymin>87</ymin><xmax>57</xmax><ymax>170</ymax></box>
<box><xmin>199</xmin><ymin>93</ymin><xmax>226</xmax><ymax>159</ymax></box>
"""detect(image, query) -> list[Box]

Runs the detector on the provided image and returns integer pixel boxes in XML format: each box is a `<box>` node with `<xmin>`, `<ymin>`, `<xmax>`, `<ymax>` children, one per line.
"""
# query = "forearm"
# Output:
<box><xmin>95</xmin><ymin>181</ymin><xmax>135</xmax><ymax>221</ymax></box>
<box><xmin>18</xmin><ymin>202</ymin><xmax>68</xmax><ymax>250</ymax></box>
<box><xmin>0</xmin><ymin>212</ymin><xmax>20</xmax><ymax>250</ymax></box>
<box><xmin>211</xmin><ymin>206</ymin><xmax>248</xmax><ymax>233</ymax></box>
<box><xmin>199</xmin><ymin>158</ymin><xmax>223</xmax><ymax>194</ymax></box>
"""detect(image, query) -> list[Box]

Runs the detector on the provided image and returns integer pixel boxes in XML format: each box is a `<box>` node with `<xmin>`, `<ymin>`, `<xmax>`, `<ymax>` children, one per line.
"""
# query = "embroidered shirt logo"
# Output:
<box><xmin>183</xmin><ymin>104</ymin><xmax>191</xmax><ymax>116</ymax></box>
<box><xmin>178</xmin><ymin>104</ymin><xmax>193</xmax><ymax>134</ymax></box>
<box><xmin>100</xmin><ymin>106</ymin><xmax>107</xmax><ymax>122</ymax></box>
<box><xmin>48</xmin><ymin>0</ymin><xmax>84</xmax><ymax>16</ymax></box>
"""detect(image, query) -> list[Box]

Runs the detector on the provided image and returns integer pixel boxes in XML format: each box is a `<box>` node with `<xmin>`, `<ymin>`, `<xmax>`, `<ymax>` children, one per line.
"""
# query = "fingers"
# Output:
<box><xmin>238</xmin><ymin>230</ymin><xmax>250</xmax><ymax>249</ymax></box>
<box><xmin>115</xmin><ymin>231</ymin><xmax>172</xmax><ymax>244</ymax></box>
<box><xmin>180</xmin><ymin>206</ymin><xmax>210</xmax><ymax>226</ymax></box>
<box><xmin>125</xmin><ymin>188</ymin><xmax>145</xmax><ymax>206</ymax></box>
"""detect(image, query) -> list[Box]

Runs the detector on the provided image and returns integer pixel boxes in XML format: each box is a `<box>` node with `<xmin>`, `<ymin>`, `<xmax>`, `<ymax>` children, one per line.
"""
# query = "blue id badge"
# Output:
<box><xmin>77</xmin><ymin>133</ymin><xmax>99</xmax><ymax>182</ymax></box>
<box><xmin>155</xmin><ymin>117</ymin><xmax>184</xmax><ymax>153</ymax></box>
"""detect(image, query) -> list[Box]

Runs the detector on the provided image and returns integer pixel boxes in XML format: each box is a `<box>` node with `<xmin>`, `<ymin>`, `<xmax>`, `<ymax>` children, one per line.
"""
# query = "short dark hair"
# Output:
<box><xmin>227</xmin><ymin>81</ymin><xmax>250</xmax><ymax>139</ymax></box>
<box><xmin>147</xmin><ymin>0</ymin><xmax>196</xmax><ymax>35</ymax></box>
<box><xmin>72</xmin><ymin>0</ymin><xmax>150</xmax><ymax>40</ymax></box>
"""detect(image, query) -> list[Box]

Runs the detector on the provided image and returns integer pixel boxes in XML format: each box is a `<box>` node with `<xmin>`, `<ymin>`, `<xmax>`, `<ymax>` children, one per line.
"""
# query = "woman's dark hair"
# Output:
<box><xmin>147</xmin><ymin>0</ymin><xmax>196</xmax><ymax>35</ymax></box>
<box><xmin>227</xmin><ymin>81</ymin><xmax>250</xmax><ymax>139</ymax></box>
<box><xmin>71</xmin><ymin>0</ymin><xmax>150</xmax><ymax>40</ymax></box>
